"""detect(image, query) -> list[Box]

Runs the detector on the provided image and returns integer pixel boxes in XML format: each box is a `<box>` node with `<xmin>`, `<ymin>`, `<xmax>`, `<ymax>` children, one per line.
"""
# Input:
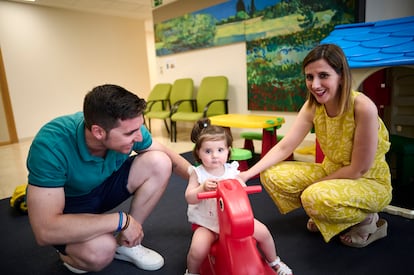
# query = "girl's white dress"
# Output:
<box><xmin>187</xmin><ymin>161</ymin><xmax>239</xmax><ymax>233</ymax></box>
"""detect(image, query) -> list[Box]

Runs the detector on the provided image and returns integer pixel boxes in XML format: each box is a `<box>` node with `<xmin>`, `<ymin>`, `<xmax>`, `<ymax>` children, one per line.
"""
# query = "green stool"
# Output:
<box><xmin>240</xmin><ymin>131</ymin><xmax>284</xmax><ymax>153</ymax></box>
<box><xmin>230</xmin><ymin>148</ymin><xmax>252</xmax><ymax>171</ymax></box>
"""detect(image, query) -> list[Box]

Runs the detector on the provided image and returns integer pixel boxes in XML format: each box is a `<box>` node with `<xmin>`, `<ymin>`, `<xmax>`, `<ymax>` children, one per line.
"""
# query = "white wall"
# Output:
<box><xmin>365</xmin><ymin>0</ymin><xmax>414</xmax><ymax>21</ymax></box>
<box><xmin>0</xmin><ymin>2</ymin><xmax>151</xmax><ymax>140</ymax></box>
<box><xmin>155</xmin><ymin>43</ymin><xmax>247</xmax><ymax>115</ymax></box>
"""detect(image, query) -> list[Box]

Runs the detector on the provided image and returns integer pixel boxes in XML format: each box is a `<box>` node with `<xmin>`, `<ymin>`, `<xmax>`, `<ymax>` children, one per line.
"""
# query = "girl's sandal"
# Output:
<box><xmin>269</xmin><ymin>257</ymin><xmax>293</xmax><ymax>275</ymax></box>
<box><xmin>340</xmin><ymin>214</ymin><xmax>388</xmax><ymax>248</ymax></box>
<box><xmin>306</xmin><ymin>218</ymin><xmax>319</xmax><ymax>233</ymax></box>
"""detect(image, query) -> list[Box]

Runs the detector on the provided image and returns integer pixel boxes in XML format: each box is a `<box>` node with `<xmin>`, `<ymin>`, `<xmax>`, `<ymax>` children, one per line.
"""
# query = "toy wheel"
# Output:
<box><xmin>13</xmin><ymin>196</ymin><xmax>28</xmax><ymax>214</ymax></box>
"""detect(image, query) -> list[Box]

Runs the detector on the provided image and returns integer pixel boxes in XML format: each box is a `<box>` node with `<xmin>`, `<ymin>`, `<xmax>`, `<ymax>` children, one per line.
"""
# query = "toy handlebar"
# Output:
<box><xmin>197</xmin><ymin>185</ymin><xmax>262</xmax><ymax>200</ymax></box>
<box><xmin>245</xmin><ymin>185</ymin><xmax>262</xmax><ymax>194</ymax></box>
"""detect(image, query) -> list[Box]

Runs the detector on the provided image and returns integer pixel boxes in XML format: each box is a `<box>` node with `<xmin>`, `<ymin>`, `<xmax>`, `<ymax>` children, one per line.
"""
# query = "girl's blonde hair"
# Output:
<box><xmin>303</xmin><ymin>43</ymin><xmax>352</xmax><ymax>116</ymax></box>
<box><xmin>191</xmin><ymin>118</ymin><xmax>233</xmax><ymax>164</ymax></box>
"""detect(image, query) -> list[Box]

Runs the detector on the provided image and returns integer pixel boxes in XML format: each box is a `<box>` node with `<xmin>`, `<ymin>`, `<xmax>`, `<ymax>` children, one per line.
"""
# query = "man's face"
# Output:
<box><xmin>103</xmin><ymin>115</ymin><xmax>144</xmax><ymax>154</ymax></box>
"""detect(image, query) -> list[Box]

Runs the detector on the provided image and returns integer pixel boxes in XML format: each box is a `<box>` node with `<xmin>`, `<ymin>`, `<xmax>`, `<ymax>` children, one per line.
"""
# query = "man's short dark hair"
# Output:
<box><xmin>83</xmin><ymin>84</ymin><xmax>146</xmax><ymax>131</ymax></box>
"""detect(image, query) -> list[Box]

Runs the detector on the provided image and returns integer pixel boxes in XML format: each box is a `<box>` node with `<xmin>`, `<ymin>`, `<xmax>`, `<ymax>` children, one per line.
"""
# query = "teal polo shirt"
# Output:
<box><xmin>27</xmin><ymin>112</ymin><xmax>152</xmax><ymax>197</ymax></box>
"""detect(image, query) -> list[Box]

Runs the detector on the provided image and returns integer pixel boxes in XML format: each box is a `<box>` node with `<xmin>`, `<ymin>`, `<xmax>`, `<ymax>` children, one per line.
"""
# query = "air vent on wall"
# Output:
<box><xmin>152</xmin><ymin>0</ymin><xmax>177</xmax><ymax>9</ymax></box>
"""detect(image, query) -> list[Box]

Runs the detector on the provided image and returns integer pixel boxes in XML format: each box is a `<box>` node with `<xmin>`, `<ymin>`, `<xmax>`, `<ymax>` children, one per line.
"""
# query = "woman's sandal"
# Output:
<box><xmin>306</xmin><ymin>218</ymin><xmax>319</xmax><ymax>233</ymax></box>
<box><xmin>269</xmin><ymin>256</ymin><xmax>293</xmax><ymax>275</ymax></box>
<box><xmin>340</xmin><ymin>214</ymin><xmax>388</xmax><ymax>248</ymax></box>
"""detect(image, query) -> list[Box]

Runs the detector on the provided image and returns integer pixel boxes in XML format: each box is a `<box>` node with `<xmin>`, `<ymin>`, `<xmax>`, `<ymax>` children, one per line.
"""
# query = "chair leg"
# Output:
<box><xmin>170</xmin><ymin>121</ymin><xmax>173</xmax><ymax>142</ymax></box>
<box><xmin>143</xmin><ymin>117</ymin><xmax>148</xmax><ymax>130</ymax></box>
<box><xmin>163</xmin><ymin>119</ymin><xmax>170</xmax><ymax>134</ymax></box>
<box><xmin>171</xmin><ymin>121</ymin><xmax>176</xmax><ymax>142</ymax></box>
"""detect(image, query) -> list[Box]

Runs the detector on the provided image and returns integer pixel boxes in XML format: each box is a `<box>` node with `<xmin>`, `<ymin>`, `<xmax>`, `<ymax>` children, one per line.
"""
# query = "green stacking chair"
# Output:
<box><xmin>144</xmin><ymin>83</ymin><xmax>172</xmax><ymax>133</ymax></box>
<box><xmin>170</xmin><ymin>76</ymin><xmax>229</xmax><ymax>142</ymax></box>
<box><xmin>146</xmin><ymin>79</ymin><xmax>193</xmax><ymax>137</ymax></box>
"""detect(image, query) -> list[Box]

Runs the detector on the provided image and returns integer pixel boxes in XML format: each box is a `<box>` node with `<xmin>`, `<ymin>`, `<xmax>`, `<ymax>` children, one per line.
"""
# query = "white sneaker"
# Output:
<box><xmin>63</xmin><ymin>262</ymin><xmax>88</xmax><ymax>274</ymax></box>
<box><xmin>114</xmin><ymin>244</ymin><xmax>164</xmax><ymax>271</ymax></box>
<box><xmin>184</xmin><ymin>269</ymin><xmax>200</xmax><ymax>275</ymax></box>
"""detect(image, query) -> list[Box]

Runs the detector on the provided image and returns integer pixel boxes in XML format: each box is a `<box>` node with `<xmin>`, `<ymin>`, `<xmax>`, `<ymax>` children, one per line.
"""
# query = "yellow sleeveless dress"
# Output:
<box><xmin>261</xmin><ymin>91</ymin><xmax>392</xmax><ymax>242</ymax></box>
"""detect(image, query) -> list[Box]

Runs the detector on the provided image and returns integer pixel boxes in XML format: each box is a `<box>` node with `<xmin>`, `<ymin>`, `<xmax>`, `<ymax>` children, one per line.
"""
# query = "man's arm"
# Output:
<box><xmin>145</xmin><ymin>139</ymin><xmax>192</xmax><ymax>180</ymax></box>
<box><xmin>27</xmin><ymin>185</ymin><xmax>120</xmax><ymax>246</ymax></box>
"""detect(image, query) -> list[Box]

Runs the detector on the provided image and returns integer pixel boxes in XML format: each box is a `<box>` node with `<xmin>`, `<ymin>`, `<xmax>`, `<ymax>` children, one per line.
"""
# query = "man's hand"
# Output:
<box><xmin>117</xmin><ymin>215</ymin><xmax>144</xmax><ymax>247</ymax></box>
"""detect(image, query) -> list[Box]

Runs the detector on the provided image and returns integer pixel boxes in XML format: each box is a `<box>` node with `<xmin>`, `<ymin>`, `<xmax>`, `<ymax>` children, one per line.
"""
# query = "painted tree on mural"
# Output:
<box><xmin>237</xmin><ymin>0</ymin><xmax>246</xmax><ymax>12</ymax></box>
<box><xmin>246</xmin><ymin>0</ymin><xmax>357</xmax><ymax>111</ymax></box>
<box><xmin>154</xmin><ymin>13</ymin><xmax>217</xmax><ymax>56</ymax></box>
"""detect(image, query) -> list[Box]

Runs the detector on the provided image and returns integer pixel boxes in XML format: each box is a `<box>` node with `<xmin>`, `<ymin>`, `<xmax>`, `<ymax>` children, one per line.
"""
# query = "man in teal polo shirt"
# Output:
<box><xmin>26</xmin><ymin>84</ymin><xmax>191</xmax><ymax>273</ymax></box>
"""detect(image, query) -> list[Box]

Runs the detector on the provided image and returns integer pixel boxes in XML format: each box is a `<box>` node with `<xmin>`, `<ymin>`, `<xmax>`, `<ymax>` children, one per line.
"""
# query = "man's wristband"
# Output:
<box><xmin>121</xmin><ymin>213</ymin><xmax>130</xmax><ymax>231</ymax></box>
<box><xmin>116</xmin><ymin>211</ymin><xmax>123</xmax><ymax>232</ymax></box>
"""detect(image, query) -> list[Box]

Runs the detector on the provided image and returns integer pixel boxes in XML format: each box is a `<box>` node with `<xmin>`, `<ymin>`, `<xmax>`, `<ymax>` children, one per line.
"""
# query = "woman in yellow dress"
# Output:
<box><xmin>239</xmin><ymin>44</ymin><xmax>392</xmax><ymax>247</ymax></box>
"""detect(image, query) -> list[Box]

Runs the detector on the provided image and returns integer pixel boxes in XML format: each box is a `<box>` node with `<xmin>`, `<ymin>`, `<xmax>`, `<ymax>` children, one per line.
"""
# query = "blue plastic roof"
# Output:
<box><xmin>320</xmin><ymin>16</ymin><xmax>414</xmax><ymax>68</ymax></box>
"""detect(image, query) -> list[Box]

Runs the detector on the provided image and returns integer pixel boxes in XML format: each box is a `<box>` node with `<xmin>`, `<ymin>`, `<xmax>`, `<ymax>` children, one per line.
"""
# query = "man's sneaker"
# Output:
<box><xmin>184</xmin><ymin>269</ymin><xmax>200</xmax><ymax>275</ymax></box>
<box><xmin>114</xmin><ymin>244</ymin><xmax>164</xmax><ymax>271</ymax></box>
<box><xmin>63</xmin><ymin>262</ymin><xmax>88</xmax><ymax>274</ymax></box>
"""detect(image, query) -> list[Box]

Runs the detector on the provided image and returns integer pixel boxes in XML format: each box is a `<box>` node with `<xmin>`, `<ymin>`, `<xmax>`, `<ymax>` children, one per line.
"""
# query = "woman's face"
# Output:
<box><xmin>305</xmin><ymin>59</ymin><xmax>342</xmax><ymax>106</ymax></box>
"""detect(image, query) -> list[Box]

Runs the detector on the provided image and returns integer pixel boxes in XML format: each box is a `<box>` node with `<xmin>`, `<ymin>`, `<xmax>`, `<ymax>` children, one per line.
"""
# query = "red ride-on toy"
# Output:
<box><xmin>197</xmin><ymin>179</ymin><xmax>275</xmax><ymax>275</ymax></box>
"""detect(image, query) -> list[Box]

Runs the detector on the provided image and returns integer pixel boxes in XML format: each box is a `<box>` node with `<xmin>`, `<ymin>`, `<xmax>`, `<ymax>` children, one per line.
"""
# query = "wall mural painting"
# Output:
<box><xmin>154</xmin><ymin>0</ymin><xmax>359</xmax><ymax>111</ymax></box>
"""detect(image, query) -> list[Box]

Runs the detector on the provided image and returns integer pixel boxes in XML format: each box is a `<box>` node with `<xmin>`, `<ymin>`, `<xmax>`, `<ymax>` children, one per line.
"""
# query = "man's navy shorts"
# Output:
<box><xmin>54</xmin><ymin>156</ymin><xmax>135</xmax><ymax>255</ymax></box>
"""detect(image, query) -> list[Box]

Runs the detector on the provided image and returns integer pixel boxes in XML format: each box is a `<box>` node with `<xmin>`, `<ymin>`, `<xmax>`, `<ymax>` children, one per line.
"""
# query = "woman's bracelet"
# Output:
<box><xmin>121</xmin><ymin>212</ymin><xmax>130</xmax><ymax>231</ymax></box>
<box><xmin>116</xmin><ymin>211</ymin><xmax>123</xmax><ymax>232</ymax></box>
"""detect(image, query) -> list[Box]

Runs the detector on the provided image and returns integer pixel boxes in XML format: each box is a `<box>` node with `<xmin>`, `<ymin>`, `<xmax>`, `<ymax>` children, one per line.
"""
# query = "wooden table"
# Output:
<box><xmin>209</xmin><ymin>114</ymin><xmax>285</xmax><ymax>158</ymax></box>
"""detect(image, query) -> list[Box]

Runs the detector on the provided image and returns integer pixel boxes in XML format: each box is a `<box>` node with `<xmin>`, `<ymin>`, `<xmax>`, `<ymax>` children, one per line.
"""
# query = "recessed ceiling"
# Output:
<box><xmin>7</xmin><ymin>0</ymin><xmax>177</xmax><ymax>20</ymax></box>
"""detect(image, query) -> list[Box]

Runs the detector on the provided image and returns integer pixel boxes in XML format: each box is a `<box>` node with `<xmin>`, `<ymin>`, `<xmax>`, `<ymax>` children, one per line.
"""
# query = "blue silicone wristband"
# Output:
<box><xmin>116</xmin><ymin>211</ymin><xmax>123</xmax><ymax>232</ymax></box>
